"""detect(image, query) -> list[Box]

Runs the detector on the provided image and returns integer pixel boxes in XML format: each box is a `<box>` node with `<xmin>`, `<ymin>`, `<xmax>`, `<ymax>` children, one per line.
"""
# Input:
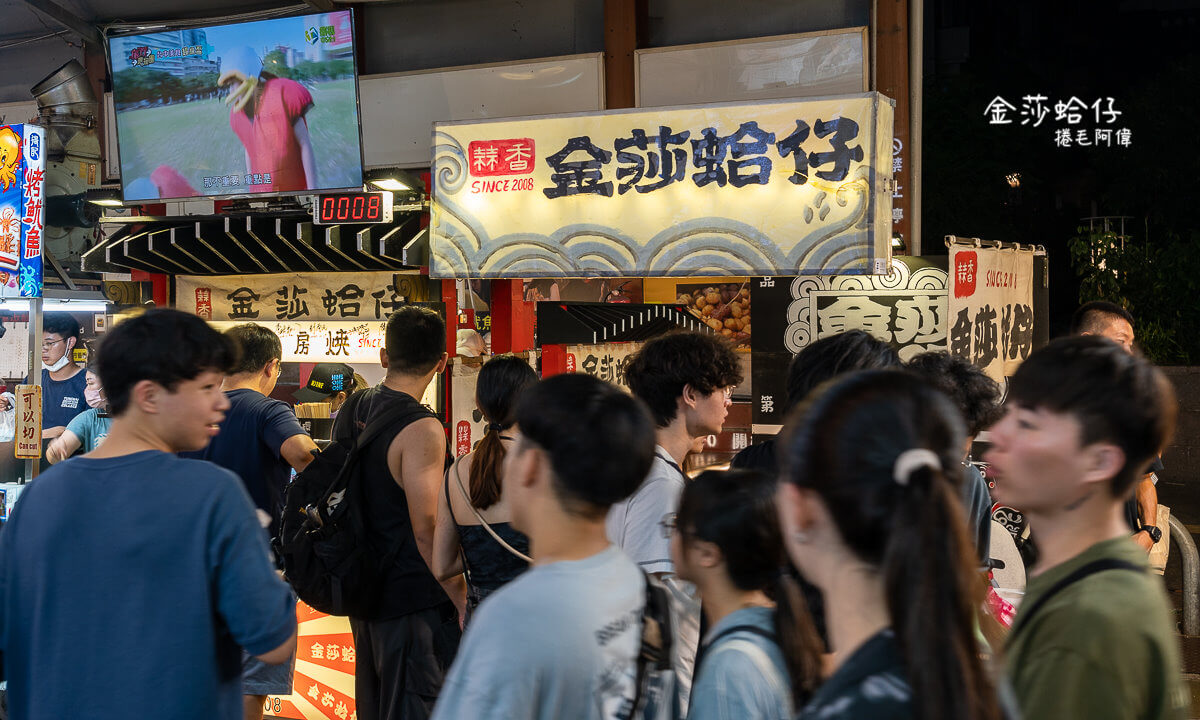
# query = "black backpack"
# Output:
<box><xmin>275</xmin><ymin>392</ymin><xmax>433</xmax><ymax>617</ymax></box>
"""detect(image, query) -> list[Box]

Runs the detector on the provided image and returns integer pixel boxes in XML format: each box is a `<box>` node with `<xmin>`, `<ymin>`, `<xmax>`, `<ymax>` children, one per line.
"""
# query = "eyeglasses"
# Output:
<box><xmin>659</xmin><ymin>513</ymin><xmax>678</xmax><ymax>539</ymax></box>
<box><xmin>722</xmin><ymin>386</ymin><xmax>735</xmax><ymax>400</ymax></box>
<box><xmin>41</xmin><ymin>338</ymin><xmax>65</xmax><ymax>351</ymax></box>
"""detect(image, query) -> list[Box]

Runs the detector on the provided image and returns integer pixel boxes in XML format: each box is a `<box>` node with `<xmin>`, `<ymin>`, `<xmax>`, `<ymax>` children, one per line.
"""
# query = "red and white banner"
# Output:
<box><xmin>948</xmin><ymin>245</ymin><xmax>1035</xmax><ymax>382</ymax></box>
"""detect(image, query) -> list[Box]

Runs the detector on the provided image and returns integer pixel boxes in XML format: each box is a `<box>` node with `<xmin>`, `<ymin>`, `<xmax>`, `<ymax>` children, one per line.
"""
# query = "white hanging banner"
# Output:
<box><xmin>947</xmin><ymin>245</ymin><xmax>1036</xmax><ymax>382</ymax></box>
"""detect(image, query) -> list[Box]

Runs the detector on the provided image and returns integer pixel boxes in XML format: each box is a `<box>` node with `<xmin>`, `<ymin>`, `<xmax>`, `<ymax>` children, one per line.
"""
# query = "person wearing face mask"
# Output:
<box><xmin>46</xmin><ymin>363</ymin><xmax>111</xmax><ymax>463</ymax></box>
<box><xmin>0</xmin><ymin>313</ymin><xmax>89</xmax><ymax>439</ymax></box>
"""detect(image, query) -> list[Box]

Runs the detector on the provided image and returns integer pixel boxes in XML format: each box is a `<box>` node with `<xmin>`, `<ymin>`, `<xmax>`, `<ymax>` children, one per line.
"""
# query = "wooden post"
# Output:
<box><xmin>874</xmin><ymin>0</ymin><xmax>910</xmax><ymax>254</ymax></box>
<box><xmin>604</xmin><ymin>0</ymin><xmax>638</xmax><ymax>109</ymax></box>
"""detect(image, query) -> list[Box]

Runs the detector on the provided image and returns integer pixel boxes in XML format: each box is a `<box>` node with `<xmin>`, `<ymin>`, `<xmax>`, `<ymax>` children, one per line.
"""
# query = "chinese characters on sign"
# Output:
<box><xmin>208</xmin><ymin>321</ymin><xmax>387</xmax><ymax>364</ymax></box>
<box><xmin>0</xmin><ymin>124</ymin><xmax>45</xmax><ymax>298</ymax></box>
<box><xmin>432</xmin><ymin>94</ymin><xmax>894</xmax><ymax>278</ymax></box>
<box><xmin>564</xmin><ymin>342</ymin><xmax>643</xmax><ymax>391</ymax></box>
<box><xmin>948</xmin><ymin>246</ymin><xmax>1036</xmax><ymax>383</ymax></box>
<box><xmin>14</xmin><ymin>385</ymin><xmax>41</xmax><ymax>459</ymax></box>
<box><xmin>984</xmin><ymin>95</ymin><xmax>1131</xmax><ymax>148</ymax></box>
<box><xmin>176</xmin><ymin>272</ymin><xmax>424</xmax><ymax>322</ymax></box>
<box><xmin>813</xmin><ymin>291</ymin><xmax>946</xmax><ymax>358</ymax></box>
<box><xmin>749</xmin><ymin>258</ymin><xmax>949</xmax><ymax>427</ymax></box>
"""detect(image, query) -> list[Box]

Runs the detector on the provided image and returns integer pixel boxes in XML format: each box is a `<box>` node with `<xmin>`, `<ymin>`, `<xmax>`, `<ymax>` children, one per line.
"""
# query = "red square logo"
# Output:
<box><xmin>468</xmin><ymin>139</ymin><xmax>536</xmax><ymax>177</ymax></box>
<box><xmin>954</xmin><ymin>251</ymin><xmax>978</xmax><ymax>298</ymax></box>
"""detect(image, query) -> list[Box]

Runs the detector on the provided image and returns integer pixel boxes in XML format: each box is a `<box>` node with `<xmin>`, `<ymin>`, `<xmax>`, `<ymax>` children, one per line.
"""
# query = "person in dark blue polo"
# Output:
<box><xmin>0</xmin><ymin>313</ymin><xmax>89</xmax><ymax>439</ymax></box>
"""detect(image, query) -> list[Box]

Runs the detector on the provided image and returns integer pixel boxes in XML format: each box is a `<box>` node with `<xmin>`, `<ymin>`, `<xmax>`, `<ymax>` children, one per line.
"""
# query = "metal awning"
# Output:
<box><xmin>82</xmin><ymin>213</ymin><xmax>429</xmax><ymax>275</ymax></box>
<box><xmin>536</xmin><ymin>302</ymin><xmax>712</xmax><ymax>346</ymax></box>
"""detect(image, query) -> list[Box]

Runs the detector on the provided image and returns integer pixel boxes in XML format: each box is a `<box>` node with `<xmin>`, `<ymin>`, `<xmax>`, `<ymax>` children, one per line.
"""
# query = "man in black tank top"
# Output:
<box><xmin>331</xmin><ymin>307</ymin><xmax>465</xmax><ymax>720</ymax></box>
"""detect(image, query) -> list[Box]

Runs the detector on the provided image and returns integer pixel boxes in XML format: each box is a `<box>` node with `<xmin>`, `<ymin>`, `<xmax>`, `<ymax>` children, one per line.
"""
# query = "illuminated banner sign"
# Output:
<box><xmin>0</xmin><ymin>124</ymin><xmax>44</xmax><ymax>298</ymax></box>
<box><xmin>431</xmin><ymin>93</ymin><xmax>894</xmax><ymax>279</ymax></box>
<box><xmin>176</xmin><ymin>272</ymin><xmax>427</xmax><ymax>322</ymax></box>
<box><xmin>209</xmin><ymin>320</ymin><xmax>386</xmax><ymax>364</ymax></box>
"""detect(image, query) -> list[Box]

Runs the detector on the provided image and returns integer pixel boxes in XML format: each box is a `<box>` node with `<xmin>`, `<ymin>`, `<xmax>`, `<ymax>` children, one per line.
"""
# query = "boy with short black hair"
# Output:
<box><xmin>0</xmin><ymin>309</ymin><xmax>297</xmax><ymax>720</ymax></box>
<box><xmin>182</xmin><ymin>322</ymin><xmax>317</xmax><ymax>720</ymax></box>
<box><xmin>985</xmin><ymin>335</ymin><xmax>1187</xmax><ymax>720</ymax></box>
<box><xmin>431</xmin><ymin>373</ymin><xmax>657</xmax><ymax>719</ymax></box>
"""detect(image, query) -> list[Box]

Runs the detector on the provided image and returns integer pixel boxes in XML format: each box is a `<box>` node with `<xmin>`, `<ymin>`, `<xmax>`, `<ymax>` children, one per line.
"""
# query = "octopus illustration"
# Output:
<box><xmin>0</xmin><ymin>128</ymin><xmax>19</xmax><ymax>191</ymax></box>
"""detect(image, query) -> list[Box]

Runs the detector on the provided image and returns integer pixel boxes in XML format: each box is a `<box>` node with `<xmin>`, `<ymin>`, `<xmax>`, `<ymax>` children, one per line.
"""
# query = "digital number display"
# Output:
<box><xmin>313</xmin><ymin>191</ymin><xmax>393</xmax><ymax>225</ymax></box>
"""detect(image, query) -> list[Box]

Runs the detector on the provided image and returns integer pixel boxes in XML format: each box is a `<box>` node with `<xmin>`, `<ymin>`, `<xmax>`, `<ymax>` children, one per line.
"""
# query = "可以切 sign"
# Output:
<box><xmin>948</xmin><ymin>244</ymin><xmax>1036</xmax><ymax>383</ymax></box>
<box><xmin>431</xmin><ymin>93</ymin><xmax>894</xmax><ymax>278</ymax></box>
<box><xmin>14</xmin><ymin>384</ymin><xmax>41</xmax><ymax>459</ymax></box>
<box><xmin>0</xmin><ymin>124</ymin><xmax>45</xmax><ymax>298</ymax></box>
<box><xmin>176</xmin><ymin>272</ymin><xmax>427</xmax><ymax>322</ymax></box>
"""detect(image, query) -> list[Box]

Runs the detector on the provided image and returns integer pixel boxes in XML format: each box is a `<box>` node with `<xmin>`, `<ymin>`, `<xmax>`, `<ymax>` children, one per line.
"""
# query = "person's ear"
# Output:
<box><xmin>1080</xmin><ymin>441</ymin><xmax>1126</xmax><ymax>492</ymax></box>
<box><xmin>379</xmin><ymin>347</ymin><xmax>389</xmax><ymax>369</ymax></box>
<box><xmin>130</xmin><ymin>379</ymin><xmax>162</xmax><ymax>415</ymax></box>
<box><xmin>435</xmin><ymin>352</ymin><xmax>449</xmax><ymax>374</ymax></box>
<box><xmin>680</xmin><ymin>383</ymin><xmax>701</xmax><ymax>410</ymax></box>
<box><xmin>691</xmin><ymin>538</ymin><xmax>723</xmax><ymax>570</ymax></box>
<box><xmin>266</xmin><ymin>358</ymin><xmax>280</xmax><ymax>378</ymax></box>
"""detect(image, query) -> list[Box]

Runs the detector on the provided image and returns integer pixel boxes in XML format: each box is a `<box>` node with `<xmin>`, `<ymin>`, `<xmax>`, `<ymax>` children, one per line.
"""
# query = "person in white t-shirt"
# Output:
<box><xmin>431</xmin><ymin>373</ymin><xmax>657</xmax><ymax>720</ymax></box>
<box><xmin>605</xmin><ymin>331</ymin><xmax>743</xmax><ymax>708</ymax></box>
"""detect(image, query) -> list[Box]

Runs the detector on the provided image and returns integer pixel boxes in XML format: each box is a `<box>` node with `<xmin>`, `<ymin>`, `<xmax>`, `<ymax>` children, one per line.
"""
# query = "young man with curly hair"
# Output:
<box><xmin>605</xmin><ymin>330</ymin><xmax>743</xmax><ymax>712</ymax></box>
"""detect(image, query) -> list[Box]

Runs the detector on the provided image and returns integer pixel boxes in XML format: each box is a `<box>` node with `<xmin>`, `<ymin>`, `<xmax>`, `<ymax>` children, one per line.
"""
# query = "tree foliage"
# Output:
<box><xmin>1069</xmin><ymin>224</ymin><xmax>1200</xmax><ymax>364</ymax></box>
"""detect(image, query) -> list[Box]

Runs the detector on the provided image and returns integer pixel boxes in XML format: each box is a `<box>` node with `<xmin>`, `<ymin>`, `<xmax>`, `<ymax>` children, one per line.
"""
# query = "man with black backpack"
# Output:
<box><xmin>328</xmin><ymin>306</ymin><xmax>465</xmax><ymax>720</ymax></box>
<box><xmin>432</xmin><ymin>373</ymin><xmax>676</xmax><ymax>720</ymax></box>
<box><xmin>985</xmin><ymin>336</ymin><xmax>1187</xmax><ymax>720</ymax></box>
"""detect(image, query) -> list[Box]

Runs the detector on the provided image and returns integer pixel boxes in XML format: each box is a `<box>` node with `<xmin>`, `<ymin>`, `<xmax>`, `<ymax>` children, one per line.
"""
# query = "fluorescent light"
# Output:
<box><xmin>369</xmin><ymin>178</ymin><xmax>410</xmax><ymax>192</ymax></box>
<box><xmin>0</xmin><ymin>300</ymin><xmax>110</xmax><ymax>312</ymax></box>
<box><xmin>89</xmin><ymin>199</ymin><xmax>124</xmax><ymax>207</ymax></box>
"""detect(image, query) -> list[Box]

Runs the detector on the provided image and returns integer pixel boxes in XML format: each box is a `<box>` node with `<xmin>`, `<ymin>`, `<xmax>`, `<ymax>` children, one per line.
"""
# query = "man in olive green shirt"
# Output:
<box><xmin>986</xmin><ymin>335</ymin><xmax>1188</xmax><ymax>720</ymax></box>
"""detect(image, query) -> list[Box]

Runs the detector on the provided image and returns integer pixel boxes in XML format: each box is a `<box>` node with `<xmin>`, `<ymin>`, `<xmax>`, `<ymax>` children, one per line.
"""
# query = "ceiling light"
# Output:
<box><xmin>369</xmin><ymin>178</ymin><xmax>410</xmax><ymax>192</ymax></box>
<box><xmin>0</xmin><ymin>300</ymin><xmax>110</xmax><ymax>312</ymax></box>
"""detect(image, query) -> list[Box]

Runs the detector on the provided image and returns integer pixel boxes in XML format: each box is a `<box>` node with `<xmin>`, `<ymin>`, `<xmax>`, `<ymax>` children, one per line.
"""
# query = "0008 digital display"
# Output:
<box><xmin>313</xmin><ymin>191</ymin><xmax>393</xmax><ymax>224</ymax></box>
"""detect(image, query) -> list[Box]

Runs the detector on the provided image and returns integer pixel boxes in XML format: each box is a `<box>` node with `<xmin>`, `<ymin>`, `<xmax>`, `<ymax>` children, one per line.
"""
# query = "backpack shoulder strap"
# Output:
<box><xmin>1008</xmin><ymin>558</ymin><xmax>1143</xmax><ymax>643</ymax></box>
<box><xmin>356</xmin><ymin>395</ymin><xmax>436</xmax><ymax>451</ymax></box>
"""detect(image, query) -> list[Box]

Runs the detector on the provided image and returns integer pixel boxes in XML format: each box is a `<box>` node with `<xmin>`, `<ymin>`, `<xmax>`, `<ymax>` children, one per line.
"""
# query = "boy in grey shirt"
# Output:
<box><xmin>432</xmin><ymin>374</ymin><xmax>657</xmax><ymax>720</ymax></box>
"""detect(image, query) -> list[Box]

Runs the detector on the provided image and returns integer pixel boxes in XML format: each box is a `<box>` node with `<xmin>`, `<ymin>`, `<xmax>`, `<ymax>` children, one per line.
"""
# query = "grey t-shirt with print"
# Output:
<box><xmin>606</xmin><ymin>447</ymin><xmax>685</xmax><ymax>574</ymax></box>
<box><xmin>431</xmin><ymin>546</ymin><xmax>643</xmax><ymax>720</ymax></box>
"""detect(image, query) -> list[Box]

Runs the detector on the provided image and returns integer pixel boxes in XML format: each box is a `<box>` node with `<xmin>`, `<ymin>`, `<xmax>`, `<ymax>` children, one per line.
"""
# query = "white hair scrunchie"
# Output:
<box><xmin>893</xmin><ymin>449</ymin><xmax>942</xmax><ymax>486</ymax></box>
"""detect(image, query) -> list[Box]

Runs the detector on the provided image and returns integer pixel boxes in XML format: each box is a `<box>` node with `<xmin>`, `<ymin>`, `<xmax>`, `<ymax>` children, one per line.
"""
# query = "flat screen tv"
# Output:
<box><xmin>109</xmin><ymin>10</ymin><xmax>364</xmax><ymax>202</ymax></box>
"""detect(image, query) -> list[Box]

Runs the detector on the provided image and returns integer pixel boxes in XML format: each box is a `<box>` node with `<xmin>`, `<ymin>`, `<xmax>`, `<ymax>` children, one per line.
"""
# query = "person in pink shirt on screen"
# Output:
<box><xmin>219</xmin><ymin>46</ymin><xmax>317</xmax><ymax>193</ymax></box>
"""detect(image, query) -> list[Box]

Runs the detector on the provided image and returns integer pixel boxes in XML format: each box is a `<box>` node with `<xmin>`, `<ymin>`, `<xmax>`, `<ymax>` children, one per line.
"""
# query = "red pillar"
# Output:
<box><xmin>490</xmin><ymin>280</ymin><xmax>535</xmax><ymax>354</ymax></box>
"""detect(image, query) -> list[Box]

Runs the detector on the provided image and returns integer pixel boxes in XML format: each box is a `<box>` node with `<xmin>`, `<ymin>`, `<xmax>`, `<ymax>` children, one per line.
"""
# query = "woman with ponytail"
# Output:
<box><xmin>433</xmin><ymin>355</ymin><xmax>537</xmax><ymax>624</ymax></box>
<box><xmin>777</xmin><ymin>369</ymin><xmax>1003</xmax><ymax>720</ymax></box>
<box><xmin>670</xmin><ymin>468</ymin><xmax>822</xmax><ymax>720</ymax></box>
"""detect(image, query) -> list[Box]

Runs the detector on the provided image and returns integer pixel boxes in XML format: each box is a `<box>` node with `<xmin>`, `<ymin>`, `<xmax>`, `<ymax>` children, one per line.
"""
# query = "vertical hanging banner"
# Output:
<box><xmin>431</xmin><ymin>93</ymin><xmax>894</xmax><ymax>278</ymax></box>
<box><xmin>0</xmin><ymin>124</ymin><xmax>45</xmax><ymax>298</ymax></box>
<box><xmin>948</xmin><ymin>243</ymin><xmax>1036</xmax><ymax>383</ymax></box>
<box><xmin>14</xmin><ymin>385</ymin><xmax>42</xmax><ymax>459</ymax></box>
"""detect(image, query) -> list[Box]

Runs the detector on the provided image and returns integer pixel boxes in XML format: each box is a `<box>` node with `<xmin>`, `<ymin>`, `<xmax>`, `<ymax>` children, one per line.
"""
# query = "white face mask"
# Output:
<box><xmin>44</xmin><ymin>354</ymin><xmax>72</xmax><ymax>372</ymax></box>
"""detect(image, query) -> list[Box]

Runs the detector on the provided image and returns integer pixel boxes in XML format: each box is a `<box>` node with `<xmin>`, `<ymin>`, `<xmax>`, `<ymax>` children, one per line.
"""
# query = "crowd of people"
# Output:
<box><xmin>0</xmin><ymin>300</ymin><xmax>1188</xmax><ymax>720</ymax></box>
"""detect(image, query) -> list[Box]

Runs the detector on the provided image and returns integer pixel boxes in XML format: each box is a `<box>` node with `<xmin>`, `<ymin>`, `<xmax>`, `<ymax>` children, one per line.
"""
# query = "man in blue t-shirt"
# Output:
<box><xmin>1</xmin><ymin>313</ymin><xmax>89</xmax><ymax>438</ymax></box>
<box><xmin>0</xmin><ymin>309</ymin><xmax>297</xmax><ymax>720</ymax></box>
<box><xmin>182</xmin><ymin>323</ymin><xmax>317</xmax><ymax>720</ymax></box>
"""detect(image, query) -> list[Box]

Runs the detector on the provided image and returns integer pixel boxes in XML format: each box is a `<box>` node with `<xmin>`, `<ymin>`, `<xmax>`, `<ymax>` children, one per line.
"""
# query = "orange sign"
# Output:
<box><xmin>14</xmin><ymin>384</ymin><xmax>41</xmax><ymax>459</ymax></box>
<box><xmin>265</xmin><ymin>601</ymin><xmax>357</xmax><ymax>720</ymax></box>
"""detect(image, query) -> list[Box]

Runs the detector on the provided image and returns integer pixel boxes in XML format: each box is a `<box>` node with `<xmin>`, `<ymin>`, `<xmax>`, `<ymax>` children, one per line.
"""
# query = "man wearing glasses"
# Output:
<box><xmin>604</xmin><ymin>330</ymin><xmax>743</xmax><ymax>714</ymax></box>
<box><xmin>2</xmin><ymin>313</ymin><xmax>88</xmax><ymax>439</ymax></box>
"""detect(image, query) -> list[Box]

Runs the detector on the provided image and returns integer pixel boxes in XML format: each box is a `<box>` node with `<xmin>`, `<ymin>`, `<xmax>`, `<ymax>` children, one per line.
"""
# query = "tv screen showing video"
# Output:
<box><xmin>109</xmin><ymin>10</ymin><xmax>364</xmax><ymax>202</ymax></box>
